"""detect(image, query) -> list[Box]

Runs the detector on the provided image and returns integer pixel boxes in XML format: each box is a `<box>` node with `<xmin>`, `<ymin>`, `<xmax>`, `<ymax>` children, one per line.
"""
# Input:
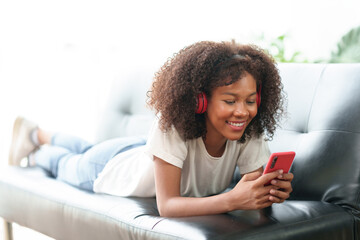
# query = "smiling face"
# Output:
<box><xmin>205</xmin><ymin>72</ymin><xmax>258</xmax><ymax>147</ymax></box>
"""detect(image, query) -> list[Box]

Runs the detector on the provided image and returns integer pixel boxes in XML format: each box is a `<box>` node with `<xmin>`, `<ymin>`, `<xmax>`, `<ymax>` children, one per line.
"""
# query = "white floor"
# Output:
<box><xmin>1</xmin><ymin>220</ymin><xmax>53</xmax><ymax>240</ymax></box>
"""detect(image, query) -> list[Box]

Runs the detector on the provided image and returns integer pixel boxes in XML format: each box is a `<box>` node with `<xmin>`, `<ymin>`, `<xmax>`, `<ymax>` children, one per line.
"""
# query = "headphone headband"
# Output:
<box><xmin>231</xmin><ymin>54</ymin><xmax>246</xmax><ymax>60</ymax></box>
<box><xmin>214</xmin><ymin>54</ymin><xmax>246</xmax><ymax>70</ymax></box>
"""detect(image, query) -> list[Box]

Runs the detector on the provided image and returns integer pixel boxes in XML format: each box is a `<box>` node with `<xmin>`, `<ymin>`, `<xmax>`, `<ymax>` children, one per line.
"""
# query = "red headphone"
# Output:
<box><xmin>195</xmin><ymin>85</ymin><xmax>262</xmax><ymax>114</ymax></box>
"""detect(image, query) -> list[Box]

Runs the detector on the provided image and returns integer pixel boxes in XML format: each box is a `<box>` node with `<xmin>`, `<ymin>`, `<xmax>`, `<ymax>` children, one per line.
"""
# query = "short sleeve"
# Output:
<box><xmin>237</xmin><ymin>135</ymin><xmax>271</xmax><ymax>174</ymax></box>
<box><xmin>145</xmin><ymin>119</ymin><xmax>187</xmax><ymax>169</ymax></box>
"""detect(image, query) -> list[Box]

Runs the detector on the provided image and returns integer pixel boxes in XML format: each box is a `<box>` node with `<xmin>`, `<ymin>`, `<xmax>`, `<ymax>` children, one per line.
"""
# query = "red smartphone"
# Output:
<box><xmin>263</xmin><ymin>151</ymin><xmax>296</xmax><ymax>184</ymax></box>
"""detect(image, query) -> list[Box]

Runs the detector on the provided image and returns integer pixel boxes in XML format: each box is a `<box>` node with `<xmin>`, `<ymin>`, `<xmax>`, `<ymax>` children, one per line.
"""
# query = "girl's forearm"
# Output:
<box><xmin>158</xmin><ymin>192</ymin><xmax>234</xmax><ymax>217</ymax></box>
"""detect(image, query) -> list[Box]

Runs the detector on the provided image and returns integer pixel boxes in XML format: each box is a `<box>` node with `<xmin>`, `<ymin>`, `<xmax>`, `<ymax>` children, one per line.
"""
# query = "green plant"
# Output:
<box><xmin>268</xmin><ymin>35</ymin><xmax>305</xmax><ymax>63</ymax></box>
<box><xmin>256</xmin><ymin>34</ymin><xmax>308</xmax><ymax>63</ymax></box>
<box><xmin>330</xmin><ymin>26</ymin><xmax>360</xmax><ymax>63</ymax></box>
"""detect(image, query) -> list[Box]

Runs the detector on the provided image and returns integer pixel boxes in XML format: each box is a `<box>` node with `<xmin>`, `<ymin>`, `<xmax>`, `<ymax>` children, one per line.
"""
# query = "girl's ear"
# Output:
<box><xmin>195</xmin><ymin>92</ymin><xmax>208</xmax><ymax>114</ymax></box>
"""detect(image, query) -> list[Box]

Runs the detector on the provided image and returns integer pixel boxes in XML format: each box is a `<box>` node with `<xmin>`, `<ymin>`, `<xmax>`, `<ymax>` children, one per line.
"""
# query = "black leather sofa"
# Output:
<box><xmin>1</xmin><ymin>63</ymin><xmax>360</xmax><ymax>240</ymax></box>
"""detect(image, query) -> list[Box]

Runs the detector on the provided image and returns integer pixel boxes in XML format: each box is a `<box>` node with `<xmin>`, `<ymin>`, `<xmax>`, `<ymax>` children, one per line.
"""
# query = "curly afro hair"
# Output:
<box><xmin>147</xmin><ymin>40</ymin><xmax>285</xmax><ymax>143</ymax></box>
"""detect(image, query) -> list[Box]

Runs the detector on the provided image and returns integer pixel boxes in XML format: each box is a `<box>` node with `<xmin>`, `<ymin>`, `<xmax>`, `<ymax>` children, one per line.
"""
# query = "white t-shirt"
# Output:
<box><xmin>93</xmin><ymin>119</ymin><xmax>270</xmax><ymax>197</ymax></box>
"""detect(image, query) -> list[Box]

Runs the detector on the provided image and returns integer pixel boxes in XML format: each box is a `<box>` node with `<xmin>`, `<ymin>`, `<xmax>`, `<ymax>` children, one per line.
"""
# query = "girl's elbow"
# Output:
<box><xmin>158</xmin><ymin>210</ymin><xmax>170</xmax><ymax>218</ymax></box>
<box><xmin>158</xmin><ymin>205</ymin><xmax>174</xmax><ymax>217</ymax></box>
<box><xmin>157</xmin><ymin>201</ymin><xmax>178</xmax><ymax>218</ymax></box>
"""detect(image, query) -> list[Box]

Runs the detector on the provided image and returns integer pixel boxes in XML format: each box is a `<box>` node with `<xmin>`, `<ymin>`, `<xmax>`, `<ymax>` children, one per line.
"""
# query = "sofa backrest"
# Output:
<box><xmin>270</xmin><ymin>64</ymin><xmax>360</xmax><ymax>210</ymax></box>
<box><xmin>95</xmin><ymin>70</ymin><xmax>155</xmax><ymax>142</ymax></box>
<box><xmin>96</xmin><ymin>63</ymin><xmax>360</xmax><ymax>210</ymax></box>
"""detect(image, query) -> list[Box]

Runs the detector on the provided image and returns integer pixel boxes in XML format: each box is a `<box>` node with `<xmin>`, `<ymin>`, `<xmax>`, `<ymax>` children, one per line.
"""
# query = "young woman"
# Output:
<box><xmin>9</xmin><ymin>40</ymin><xmax>293</xmax><ymax>217</ymax></box>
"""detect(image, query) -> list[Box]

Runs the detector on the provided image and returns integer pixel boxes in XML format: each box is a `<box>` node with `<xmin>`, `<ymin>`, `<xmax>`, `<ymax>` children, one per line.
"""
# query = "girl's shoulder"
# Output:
<box><xmin>148</xmin><ymin>118</ymin><xmax>185</xmax><ymax>143</ymax></box>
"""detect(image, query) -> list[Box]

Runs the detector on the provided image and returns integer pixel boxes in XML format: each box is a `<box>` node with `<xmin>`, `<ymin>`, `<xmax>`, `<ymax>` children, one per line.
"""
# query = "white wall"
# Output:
<box><xmin>1</xmin><ymin>0</ymin><xmax>360</xmax><ymax>165</ymax></box>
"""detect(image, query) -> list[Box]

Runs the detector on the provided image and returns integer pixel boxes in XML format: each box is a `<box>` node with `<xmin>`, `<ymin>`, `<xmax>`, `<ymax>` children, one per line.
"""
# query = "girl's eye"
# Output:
<box><xmin>247</xmin><ymin>101</ymin><xmax>256</xmax><ymax>105</ymax></box>
<box><xmin>224</xmin><ymin>100</ymin><xmax>235</xmax><ymax>105</ymax></box>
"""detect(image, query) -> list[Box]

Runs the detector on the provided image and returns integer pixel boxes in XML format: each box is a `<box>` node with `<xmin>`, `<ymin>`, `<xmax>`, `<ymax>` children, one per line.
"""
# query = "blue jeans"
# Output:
<box><xmin>35</xmin><ymin>133</ymin><xmax>147</xmax><ymax>191</ymax></box>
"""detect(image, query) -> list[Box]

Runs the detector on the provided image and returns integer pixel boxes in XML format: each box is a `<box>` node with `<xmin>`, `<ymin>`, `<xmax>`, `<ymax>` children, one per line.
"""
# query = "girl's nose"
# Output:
<box><xmin>234</xmin><ymin>103</ymin><xmax>249</xmax><ymax>118</ymax></box>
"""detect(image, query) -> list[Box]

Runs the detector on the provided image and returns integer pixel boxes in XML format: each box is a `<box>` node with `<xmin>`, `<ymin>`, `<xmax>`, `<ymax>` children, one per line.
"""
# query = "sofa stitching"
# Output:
<box><xmin>304</xmin><ymin>64</ymin><xmax>328</xmax><ymax>133</ymax></box>
<box><xmin>151</xmin><ymin>218</ymin><xmax>165</xmax><ymax>230</ymax></box>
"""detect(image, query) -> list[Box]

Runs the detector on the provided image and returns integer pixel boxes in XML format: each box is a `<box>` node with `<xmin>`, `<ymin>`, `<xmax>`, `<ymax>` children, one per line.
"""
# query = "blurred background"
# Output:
<box><xmin>0</xmin><ymin>0</ymin><xmax>360</xmax><ymax>238</ymax></box>
<box><xmin>1</xmin><ymin>0</ymin><xmax>360</xmax><ymax>165</ymax></box>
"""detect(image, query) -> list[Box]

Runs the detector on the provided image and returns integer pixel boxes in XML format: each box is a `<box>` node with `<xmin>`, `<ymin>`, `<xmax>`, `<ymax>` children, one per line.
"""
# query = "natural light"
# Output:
<box><xmin>1</xmin><ymin>0</ymin><xmax>359</xmax><ymax>165</ymax></box>
<box><xmin>1</xmin><ymin>0</ymin><xmax>360</xmax><ymax>239</ymax></box>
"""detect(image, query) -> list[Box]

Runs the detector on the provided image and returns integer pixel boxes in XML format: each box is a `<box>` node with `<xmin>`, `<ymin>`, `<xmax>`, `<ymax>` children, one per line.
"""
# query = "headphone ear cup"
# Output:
<box><xmin>256</xmin><ymin>85</ymin><xmax>261</xmax><ymax>108</ymax></box>
<box><xmin>196</xmin><ymin>92</ymin><xmax>208</xmax><ymax>114</ymax></box>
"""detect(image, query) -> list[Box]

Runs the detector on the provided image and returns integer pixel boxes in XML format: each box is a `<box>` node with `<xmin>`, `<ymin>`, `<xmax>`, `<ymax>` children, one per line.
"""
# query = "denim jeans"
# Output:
<box><xmin>35</xmin><ymin>133</ymin><xmax>147</xmax><ymax>191</ymax></box>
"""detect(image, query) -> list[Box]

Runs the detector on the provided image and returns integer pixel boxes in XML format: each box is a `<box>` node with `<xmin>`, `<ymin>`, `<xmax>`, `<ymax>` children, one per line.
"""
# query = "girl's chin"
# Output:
<box><xmin>225</xmin><ymin>132</ymin><xmax>245</xmax><ymax>141</ymax></box>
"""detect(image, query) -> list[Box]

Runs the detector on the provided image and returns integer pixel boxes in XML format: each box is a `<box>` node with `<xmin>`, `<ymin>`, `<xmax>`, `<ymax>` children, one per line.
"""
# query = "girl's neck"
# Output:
<box><xmin>202</xmin><ymin>136</ymin><xmax>227</xmax><ymax>158</ymax></box>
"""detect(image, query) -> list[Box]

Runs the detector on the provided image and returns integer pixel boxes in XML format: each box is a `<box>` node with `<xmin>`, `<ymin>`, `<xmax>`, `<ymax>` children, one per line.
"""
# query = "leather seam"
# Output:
<box><xmin>305</xmin><ymin>64</ymin><xmax>328</xmax><ymax>133</ymax></box>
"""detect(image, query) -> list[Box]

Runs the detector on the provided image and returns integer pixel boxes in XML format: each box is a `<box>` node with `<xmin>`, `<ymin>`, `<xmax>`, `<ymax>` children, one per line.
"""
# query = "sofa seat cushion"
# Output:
<box><xmin>0</xmin><ymin>166</ymin><xmax>355</xmax><ymax>240</ymax></box>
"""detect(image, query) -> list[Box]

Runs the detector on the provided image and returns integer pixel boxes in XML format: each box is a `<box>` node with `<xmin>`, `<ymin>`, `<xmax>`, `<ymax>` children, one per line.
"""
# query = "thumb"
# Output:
<box><xmin>241</xmin><ymin>171</ymin><xmax>262</xmax><ymax>182</ymax></box>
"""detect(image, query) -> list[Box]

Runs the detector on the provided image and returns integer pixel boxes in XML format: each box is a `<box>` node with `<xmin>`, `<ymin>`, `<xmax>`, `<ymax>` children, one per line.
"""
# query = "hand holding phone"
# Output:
<box><xmin>263</xmin><ymin>151</ymin><xmax>295</xmax><ymax>185</ymax></box>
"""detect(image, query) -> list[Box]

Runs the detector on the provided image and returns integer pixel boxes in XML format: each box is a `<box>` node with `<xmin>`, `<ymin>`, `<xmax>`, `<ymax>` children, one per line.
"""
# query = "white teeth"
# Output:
<box><xmin>228</xmin><ymin>122</ymin><xmax>245</xmax><ymax>127</ymax></box>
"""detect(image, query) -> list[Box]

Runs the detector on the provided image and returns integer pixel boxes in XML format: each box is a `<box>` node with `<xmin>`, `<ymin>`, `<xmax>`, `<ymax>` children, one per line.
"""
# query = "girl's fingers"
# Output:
<box><xmin>277</xmin><ymin>172</ymin><xmax>294</xmax><ymax>181</ymax></box>
<box><xmin>270</xmin><ymin>188</ymin><xmax>289</xmax><ymax>201</ymax></box>
<box><xmin>241</xmin><ymin>171</ymin><xmax>262</xmax><ymax>181</ymax></box>
<box><xmin>258</xmin><ymin>170</ymin><xmax>284</xmax><ymax>186</ymax></box>
<box><xmin>270</xmin><ymin>179</ymin><xmax>293</xmax><ymax>192</ymax></box>
<box><xmin>254</xmin><ymin>195</ymin><xmax>275</xmax><ymax>209</ymax></box>
<box><xmin>269</xmin><ymin>195</ymin><xmax>283</xmax><ymax>203</ymax></box>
